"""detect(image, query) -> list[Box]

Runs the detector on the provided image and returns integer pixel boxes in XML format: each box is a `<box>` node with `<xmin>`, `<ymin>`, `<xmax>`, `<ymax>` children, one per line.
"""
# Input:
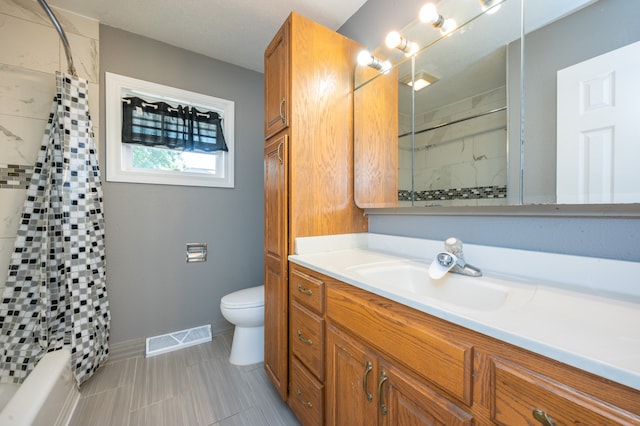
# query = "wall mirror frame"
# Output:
<box><xmin>354</xmin><ymin>0</ymin><xmax>640</xmax><ymax>217</ymax></box>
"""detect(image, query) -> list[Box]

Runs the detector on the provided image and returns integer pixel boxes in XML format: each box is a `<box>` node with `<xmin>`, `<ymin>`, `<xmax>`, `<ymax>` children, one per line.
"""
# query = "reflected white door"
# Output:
<box><xmin>557</xmin><ymin>40</ymin><xmax>640</xmax><ymax>204</ymax></box>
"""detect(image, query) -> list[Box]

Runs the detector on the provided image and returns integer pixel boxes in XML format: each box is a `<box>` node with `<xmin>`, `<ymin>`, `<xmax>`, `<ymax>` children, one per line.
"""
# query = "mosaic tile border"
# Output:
<box><xmin>0</xmin><ymin>164</ymin><xmax>33</xmax><ymax>189</ymax></box>
<box><xmin>399</xmin><ymin>185</ymin><xmax>507</xmax><ymax>201</ymax></box>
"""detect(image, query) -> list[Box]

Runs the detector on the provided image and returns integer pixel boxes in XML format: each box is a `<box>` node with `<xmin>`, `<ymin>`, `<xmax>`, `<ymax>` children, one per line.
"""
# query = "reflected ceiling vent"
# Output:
<box><xmin>399</xmin><ymin>71</ymin><xmax>440</xmax><ymax>91</ymax></box>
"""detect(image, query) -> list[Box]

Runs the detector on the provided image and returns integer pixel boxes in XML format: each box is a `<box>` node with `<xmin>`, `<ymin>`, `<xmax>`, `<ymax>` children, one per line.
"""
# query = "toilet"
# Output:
<box><xmin>220</xmin><ymin>285</ymin><xmax>265</xmax><ymax>366</ymax></box>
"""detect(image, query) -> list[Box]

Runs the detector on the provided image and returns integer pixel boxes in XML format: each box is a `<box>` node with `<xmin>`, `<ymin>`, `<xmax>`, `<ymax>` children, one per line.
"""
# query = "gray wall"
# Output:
<box><xmin>340</xmin><ymin>0</ymin><xmax>640</xmax><ymax>262</ymax></box>
<box><xmin>100</xmin><ymin>26</ymin><xmax>264</xmax><ymax>344</ymax></box>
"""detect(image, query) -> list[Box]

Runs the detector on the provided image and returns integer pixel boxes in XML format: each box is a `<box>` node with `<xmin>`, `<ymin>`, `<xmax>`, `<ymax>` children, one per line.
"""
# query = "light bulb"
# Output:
<box><xmin>357</xmin><ymin>50</ymin><xmax>392</xmax><ymax>72</ymax></box>
<box><xmin>486</xmin><ymin>4</ymin><xmax>501</xmax><ymax>14</ymax></box>
<box><xmin>440</xmin><ymin>18</ymin><xmax>457</xmax><ymax>35</ymax></box>
<box><xmin>419</xmin><ymin>3</ymin><xmax>439</xmax><ymax>24</ymax></box>
<box><xmin>385</xmin><ymin>31</ymin><xmax>419</xmax><ymax>57</ymax></box>
<box><xmin>480</xmin><ymin>0</ymin><xmax>502</xmax><ymax>14</ymax></box>
<box><xmin>385</xmin><ymin>31</ymin><xmax>402</xmax><ymax>49</ymax></box>
<box><xmin>405</xmin><ymin>41</ymin><xmax>419</xmax><ymax>57</ymax></box>
<box><xmin>357</xmin><ymin>50</ymin><xmax>374</xmax><ymax>67</ymax></box>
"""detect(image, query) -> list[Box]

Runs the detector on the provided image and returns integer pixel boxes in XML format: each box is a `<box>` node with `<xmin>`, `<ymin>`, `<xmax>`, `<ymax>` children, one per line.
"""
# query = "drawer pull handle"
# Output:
<box><xmin>362</xmin><ymin>361</ymin><xmax>373</xmax><ymax>402</ymax></box>
<box><xmin>279</xmin><ymin>98</ymin><xmax>286</xmax><ymax>123</ymax></box>
<box><xmin>533</xmin><ymin>409</ymin><xmax>556</xmax><ymax>426</ymax></box>
<box><xmin>297</xmin><ymin>330</ymin><xmax>313</xmax><ymax>345</ymax></box>
<box><xmin>296</xmin><ymin>388</ymin><xmax>313</xmax><ymax>408</ymax></box>
<box><xmin>378</xmin><ymin>370</ymin><xmax>388</xmax><ymax>415</ymax></box>
<box><xmin>297</xmin><ymin>284</ymin><xmax>313</xmax><ymax>296</ymax></box>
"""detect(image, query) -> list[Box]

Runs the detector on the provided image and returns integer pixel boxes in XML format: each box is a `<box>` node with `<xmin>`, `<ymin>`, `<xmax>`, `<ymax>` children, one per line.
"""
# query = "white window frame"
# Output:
<box><xmin>105</xmin><ymin>72</ymin><xmax>234</xmax><ymax>188</ymax></box>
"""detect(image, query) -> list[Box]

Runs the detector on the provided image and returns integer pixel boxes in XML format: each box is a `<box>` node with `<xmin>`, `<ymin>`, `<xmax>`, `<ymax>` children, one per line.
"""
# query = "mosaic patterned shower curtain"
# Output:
<box><xmin>0</xmin><ymin>72</ymin><xmax>110</xmax><ymax>386</ymax></box>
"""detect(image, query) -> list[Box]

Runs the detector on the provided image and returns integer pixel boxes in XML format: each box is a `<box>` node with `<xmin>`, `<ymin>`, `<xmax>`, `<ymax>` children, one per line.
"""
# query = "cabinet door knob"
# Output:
<box><xmin>362</xmin><ymin>361</ymin><xmax>373</xmax><ymax>402</ymax></box>
<box><xmin>297</xmin><ymin>283</ymin><xmax>312</xmax><ymax>296</ymax></box>
<box><xmin>296</xmin><ymin>388</ymin><xmax>313</xmax><ymax>408</ymax></box>
<box><xmin>533</xmin><ymin>409</ymin><xmax>556</xmax><ymax>426</ymax></box>
<box><xmin>297</xmin><ymin>329</ymin><xmax>313</xmax><ymax>345</ymax></box>
<box><xmin>378</xmin><ymin>370</ymin><xmax>388</xmax><ymax>415</ymax></box>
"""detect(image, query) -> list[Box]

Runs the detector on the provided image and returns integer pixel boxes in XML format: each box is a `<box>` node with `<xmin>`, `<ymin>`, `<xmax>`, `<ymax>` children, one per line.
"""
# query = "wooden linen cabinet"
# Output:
<box><xmin>263</xmin><ymin>11</ymin><xmax>368</xmax><ymax>403</ymax></box>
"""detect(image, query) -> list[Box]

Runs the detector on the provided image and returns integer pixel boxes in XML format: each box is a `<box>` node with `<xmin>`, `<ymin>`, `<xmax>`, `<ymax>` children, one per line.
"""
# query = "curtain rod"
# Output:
<box><xmin>37</xmin><ymin>0</ymin><xmax>76</xmax><ymax>76</ymax></box>
<box><xmin>399</xmin><ymin>106</ymin><xmax>506</xmax><ymax>138</ymax></box>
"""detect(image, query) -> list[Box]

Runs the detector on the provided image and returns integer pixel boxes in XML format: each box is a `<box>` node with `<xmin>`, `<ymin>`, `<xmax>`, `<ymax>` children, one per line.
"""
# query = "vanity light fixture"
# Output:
<box><xmin>419</xmin><ymin>2</ymin><xmax>457</xmax><ymax>35</ymax></box>
<box><xmin>385</xmin><ymin>31</ymin><xmax>419</xmax><ymax>57</ymax></box>
<box><xmin>479</xmin><ymin>0</ymin><xmax>503</xmax><ymax>14</ymax></box>
<box><xmin>400</xmin><ymin>71</ymin><xmax>439</xmax><ymax>91</ymax></box>
<box><xmin>356</xmin><ymin>50</ymin><xmax>392</xmax><ymax>72</ymax></box>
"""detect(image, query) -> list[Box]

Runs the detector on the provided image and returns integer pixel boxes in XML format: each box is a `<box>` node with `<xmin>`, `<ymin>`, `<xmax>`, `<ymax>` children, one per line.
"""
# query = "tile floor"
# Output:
<box><xmin>70</xmin><ymin>333</ymin><xmax>300</xmax><ymax>426</ymax></box>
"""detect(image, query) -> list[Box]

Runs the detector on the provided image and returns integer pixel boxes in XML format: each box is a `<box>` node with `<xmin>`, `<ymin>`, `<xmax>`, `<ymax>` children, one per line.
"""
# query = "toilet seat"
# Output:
<box><xmin>220</xmin><ymin>285</ymin><xmax>264</xmax><ymax>309</ymax></box>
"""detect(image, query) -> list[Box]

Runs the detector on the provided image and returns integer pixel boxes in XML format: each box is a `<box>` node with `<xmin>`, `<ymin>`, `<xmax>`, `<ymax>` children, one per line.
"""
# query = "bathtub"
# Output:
<box><xmin>0</xmin><ymin>349</ymin><xmax>79</xmax><ymax>426</ymax></box>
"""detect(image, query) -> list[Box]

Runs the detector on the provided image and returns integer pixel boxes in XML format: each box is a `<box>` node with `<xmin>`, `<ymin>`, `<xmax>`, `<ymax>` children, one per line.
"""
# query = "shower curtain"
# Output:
<box><xmin>0</xmin><ymin>72</ymin><xmax>110</xmax><ymax>386</ymax></box>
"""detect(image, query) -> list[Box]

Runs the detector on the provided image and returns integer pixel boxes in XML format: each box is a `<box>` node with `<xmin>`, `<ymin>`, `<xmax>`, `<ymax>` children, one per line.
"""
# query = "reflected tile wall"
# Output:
<box><xmin>0</xmin><ymin>3</ymin><xmax>99</xmax><ymax>291</ymax></box>
<box><xmin>400</xmin><ymin>86</ymin><xmax>508</xmax><ymax>206</ymax></box>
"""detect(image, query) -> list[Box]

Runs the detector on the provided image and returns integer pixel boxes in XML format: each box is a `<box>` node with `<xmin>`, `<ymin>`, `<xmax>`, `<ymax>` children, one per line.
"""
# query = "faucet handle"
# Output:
<box><xmin>445</xmin><ymin>237</ymin><xmax>464</xmax><ymax>258</ymax></box>
<box><xmin>429</xmin><ymin>252</ymin><xmax>458</xmax><ymax>279</ymax></box>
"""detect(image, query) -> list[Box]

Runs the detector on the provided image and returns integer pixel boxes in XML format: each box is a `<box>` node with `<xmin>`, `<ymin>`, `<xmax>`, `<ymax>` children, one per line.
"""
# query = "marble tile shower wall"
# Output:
<box><xmin>398</xmin><ymin>86</ymin><xmax>508</xmax><ymax>207</ymax></box>
<box><xmin>0</xmin><ymin>1</ymin><xmax>99</xmax><ymax>293</ymax></box>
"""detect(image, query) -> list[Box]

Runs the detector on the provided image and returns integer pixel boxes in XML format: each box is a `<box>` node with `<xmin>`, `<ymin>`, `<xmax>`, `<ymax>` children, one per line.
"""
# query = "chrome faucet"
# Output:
<box><xmin>429</xmin><ymin>237</ymin><xmax>482</xmax><ymax>279</ymax></box>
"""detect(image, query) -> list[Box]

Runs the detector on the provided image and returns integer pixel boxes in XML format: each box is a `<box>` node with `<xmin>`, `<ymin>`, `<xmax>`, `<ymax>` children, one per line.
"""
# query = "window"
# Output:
<box><xmin>105</xmin><ymin>72</ymin><xmax>234</xmax><ymax>188</ymax></box>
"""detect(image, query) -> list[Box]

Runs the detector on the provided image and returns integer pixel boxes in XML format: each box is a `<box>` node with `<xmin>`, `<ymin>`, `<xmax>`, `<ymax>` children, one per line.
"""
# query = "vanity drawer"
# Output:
<box><xmin>326</xmin><ymin>284</ymin><xmax>474</xmax><ymax>405</ymax></box>
<box><xmin>289</xmin><ymin>266</ymin><xmax>324</xmax><ymax>314</ymax></box>
<box><xmin>491</xmin><ymin>358</ymin><xmax>640</xmax><ymax>425</ymax></box>
<box><xmin>289</xmin><ymin>357</ymin><xmax>323</xmax><ymax>426</ymax></box>
<box><xmin>290</xmin><ymin>301</ymin><xmax>324</xmax><ymax>380</ymax></box>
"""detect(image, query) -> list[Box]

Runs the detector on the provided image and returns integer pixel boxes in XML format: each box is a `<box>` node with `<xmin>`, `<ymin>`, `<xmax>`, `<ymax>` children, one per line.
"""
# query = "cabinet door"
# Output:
<box><xmin>264</xmin><ymin>134</ymin><xmax>288</xmax><ymax>400</ymax></box>
<box><xmin>354</xmin><ymin>63</ymin><xmax>398</xmax><ymax>208</ymax></box>
<box><xmin>326</xmin><ymin>325</ymin><xmax>378</xmax><ymax>426</ymax></box>
<box><xmin>381</xmin><ymin>361</ymin><xmax>473</xmax><ymax>426</ymax></box>
<box><xmin>264</xmin><ymin>19</ymin><xmax>289</xmax><ymax>139</ymax></box>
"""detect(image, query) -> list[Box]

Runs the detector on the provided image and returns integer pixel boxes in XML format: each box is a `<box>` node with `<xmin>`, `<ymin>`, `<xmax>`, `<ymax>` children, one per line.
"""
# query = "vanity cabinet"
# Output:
<box><xmin>292</xmin><ymin>267</ymin><xmax>640</xmax><ymax>425</ymax></box>
<box><xmin>326</xmin><ymin>324</ymin><xmax>473</xmax><ymax>425</ymax></box>
<box><xmin>263</xmin><ymin>12</ymin><xmax>368</xmax><ymax>402</ymax></box>
<box><xmin>326</xmin><ymin>283</ymin><xmax>474</xmax><ymax>425</ymax></box>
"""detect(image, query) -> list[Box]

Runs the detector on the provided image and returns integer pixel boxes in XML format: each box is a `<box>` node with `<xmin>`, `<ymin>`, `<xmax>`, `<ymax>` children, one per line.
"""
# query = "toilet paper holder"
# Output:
<box><xmin>186</xmin><ymin>243</ymin><xmax>207</xmax><ymax>263</ymax></box>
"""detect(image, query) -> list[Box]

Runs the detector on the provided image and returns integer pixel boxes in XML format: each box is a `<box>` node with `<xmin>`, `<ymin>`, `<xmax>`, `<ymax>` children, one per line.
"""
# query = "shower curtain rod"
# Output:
<box><xmin>37</xmin><ymin>0</ymin><xmax>76</xmax><ymax>76</ymax></box>
<box><xmin>398</xmin><ymin>106</ymin><xmax>507</xmax><ymax>138</ymax></box>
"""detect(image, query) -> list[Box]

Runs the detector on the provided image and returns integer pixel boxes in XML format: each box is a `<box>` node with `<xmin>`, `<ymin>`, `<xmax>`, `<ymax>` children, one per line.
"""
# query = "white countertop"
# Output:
<box><xmin>288</xmin><ymin>233</ymin><xmax>640</xmax><ymax>391</ymax></box>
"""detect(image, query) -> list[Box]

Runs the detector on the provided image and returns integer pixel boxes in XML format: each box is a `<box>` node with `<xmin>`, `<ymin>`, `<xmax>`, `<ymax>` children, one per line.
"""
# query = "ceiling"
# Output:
<box><xmin>46</xmin><ymin>0</ymin><xmax>369</xmax><ymax>73</ymax></box>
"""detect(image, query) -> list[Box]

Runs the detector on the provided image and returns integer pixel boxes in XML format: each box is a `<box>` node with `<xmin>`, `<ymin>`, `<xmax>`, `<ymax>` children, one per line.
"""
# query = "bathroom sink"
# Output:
<box><xmin>345</xmin><ymin>261</ymin><xmax>536</xmax><ymax>312</ymax></box>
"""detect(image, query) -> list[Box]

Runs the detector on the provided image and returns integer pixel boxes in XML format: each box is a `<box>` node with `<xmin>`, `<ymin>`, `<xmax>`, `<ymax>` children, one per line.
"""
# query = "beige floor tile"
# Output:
<box><xmin>242</xmin><ymin>367</ymin><xmax>299</xmax><ymax>426</ymax></box>
<box><xmin>213</xmin><ymin>406</ymin><xmax>269</xmax><ymax>426</ymax></box>
<box><xmin>189</xmin><ymin>357</ymin><xmax>257</xmax><ymax>425</ymax></box>
<box><xmin>80</xmin><ymin>357</ymin><xmax>137</xmax><ymax>397</ymax></box>
<box><xmin>182</xmin><ymin>334</ymin><xmax>229</xmax><ymax>366</ymax></box>
<box><xmin>70</xmin><ymin>334</ymin><xmax>297</xmax><ymax>426</ymax></box>
<box><xmin>131</xmin><ymin>350</ymin><xmax>190</xmax><ymax>410</ymax></box>
<box><xmin>69</xmin><ymin>386</ymin><xmax>132</xmax><ymax>426</ymax></box>
<box><xmin>129</xmin><ymin>391</ymin><xmax>200</xmax><ymax>426</ymax></box>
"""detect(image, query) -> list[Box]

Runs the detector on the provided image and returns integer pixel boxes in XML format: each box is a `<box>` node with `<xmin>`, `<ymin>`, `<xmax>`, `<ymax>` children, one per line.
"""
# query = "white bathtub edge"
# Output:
<box><xmin>0</xmin><ymin>349</ymin><xmax>78</xmax><ymax>426</ymax></box>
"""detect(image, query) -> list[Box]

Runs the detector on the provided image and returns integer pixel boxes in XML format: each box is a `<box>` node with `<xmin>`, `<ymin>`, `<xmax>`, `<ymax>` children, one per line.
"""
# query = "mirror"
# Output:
<box><xmin>354</xmin><ymin>0</ymin><xmax>640</xmax><ymax>208</ymax></box>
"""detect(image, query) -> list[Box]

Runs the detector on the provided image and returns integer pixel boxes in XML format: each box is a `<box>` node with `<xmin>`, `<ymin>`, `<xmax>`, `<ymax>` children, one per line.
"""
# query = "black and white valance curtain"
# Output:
<box><xmin>0</xmin><ymin>72</ymin><xmax>110</xmax><ymax>386</ymax></box>
<box><xmin>122</xmin><ymin>96</ymin><xmax>228</xmax><ymax>153</ymax></box>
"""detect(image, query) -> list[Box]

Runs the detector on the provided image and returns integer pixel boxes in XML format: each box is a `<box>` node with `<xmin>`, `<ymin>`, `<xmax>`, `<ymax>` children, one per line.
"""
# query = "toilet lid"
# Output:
<box><xmin>221</xmin><ymin>285</ymin><xmax>264</xmax><ymax>309</ymax></box>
